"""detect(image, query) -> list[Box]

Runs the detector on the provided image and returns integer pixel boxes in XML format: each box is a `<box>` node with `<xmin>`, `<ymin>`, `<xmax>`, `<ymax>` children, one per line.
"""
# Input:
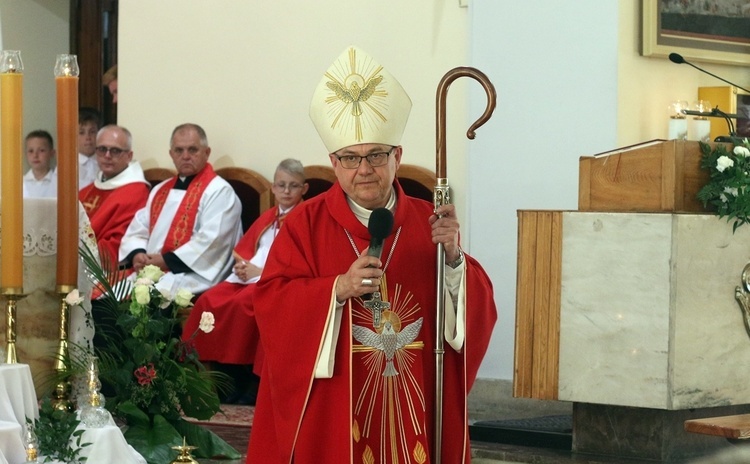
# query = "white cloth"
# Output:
<box><xmin>0</xmin><ymin>364</ymin><xmax>38</xmax><ymax>464</ymax></box>
<box><xmin>93</xmin><ymin>160</ymin><xmax>149</xmax><ymax>190</ymax></box>
<box><xmin>119</xmin><ymin>174</ymin><xmax>243</xmax><ymax>294</ymax></box>
<box><xmin>22</xmin><ymin>168</ymin><xmax>57</xmax><ymax>198</ymax></box>
<box><xmin>78</xmin><ymin>153</ymin><xmax>99</xmax><ymax>190</ymax></box>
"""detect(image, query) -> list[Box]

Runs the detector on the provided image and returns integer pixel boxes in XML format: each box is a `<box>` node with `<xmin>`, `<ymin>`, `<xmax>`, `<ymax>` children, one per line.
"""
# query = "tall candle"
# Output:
<box><xmin>0</xmin><ymin>51</ymin><xmax>24</xmax><ymax>292</ymax></box>
<box><xmin>55</xmin><ymin>55</ymin><xmax>79</xmax><ymax>289</ymax></box>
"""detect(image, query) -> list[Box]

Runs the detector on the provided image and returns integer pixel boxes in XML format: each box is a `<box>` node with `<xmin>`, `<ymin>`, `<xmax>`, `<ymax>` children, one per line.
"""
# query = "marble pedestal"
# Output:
<box><xmin>557</xmin><ymin>212</ymin><xmax>750</xmax><ymax>461</ymax></box>
<box><xmin>573</xmin><ymin>403</ymin><xmax>750</xmax><ymax>461</ymax></box>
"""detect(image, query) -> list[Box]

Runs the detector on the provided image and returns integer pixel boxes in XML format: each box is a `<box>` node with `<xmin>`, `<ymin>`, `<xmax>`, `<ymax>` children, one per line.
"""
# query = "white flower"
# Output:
<box><xmin>134</xmin><ymin>284</ymin><xmax>151</xmax><ymax>305</ymax></box>
<box><xmin>734</xmin><ymin>146</ymin><xmax>750</xmax><ymax>158</ymax></box>
<box><xmin>199</xmin><ymin>312</ymin><xmax>215</xmax><ymax>333</ymax></box>
<box><xmin>64</xmin><ymin>289</ymin><xmax>84</xmax><ymax>306</ymax></box>
<box><xmin>716</xmin><ymin>155</ymin><xmax>734</xmax><ymax>172</ymax></box>
<box><xmin>140</xmin><ymin>265</ymin><xmax>164</xmax><ymax>283</ymax></box>
<box><xmin>135</xmin><ymin>277</ymin><xmax>154</xmax><ymax>286</ymax></box>
<box><xmin>720</xmin><ymin>193</ymin><xmax>728</xmax><ymax>203</ymax></box>
<box><xmin>724</xmin><ymin>186</ymin><xmax>739</xmax><ymax>197</ymax></box>
<box><xmin>158</xmin><ymin>288</ymin><xmax>172</xmax><ymax>309</ymax></box>
<box><xmin>174</xmin><ymin>288</ymin><xmax>194</xmax><ymax>308</ymax></box>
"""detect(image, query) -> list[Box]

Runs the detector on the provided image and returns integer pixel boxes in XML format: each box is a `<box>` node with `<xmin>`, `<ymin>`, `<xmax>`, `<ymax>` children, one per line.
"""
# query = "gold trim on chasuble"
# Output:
<box><xmin>81</xmin><ymin>193</ymin><xmax>101</xmax><ymax>214</ymax></box>
<box><xmin>169</xmin><ymin>179</ymin><xmax>204</xmax><ymax>249</ymax></box>
<box><xmin>324</xmin><ymin>48</ymin><xmax>389</xmax><ymax>143</ymax></box>
<box><xmin>351</xmin><ymin>277</ymin><xmax>427</xmax><ymax>463</ymax></box>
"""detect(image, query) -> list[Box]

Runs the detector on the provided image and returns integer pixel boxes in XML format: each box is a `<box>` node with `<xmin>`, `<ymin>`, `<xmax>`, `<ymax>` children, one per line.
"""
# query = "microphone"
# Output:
<box><xmin>367</xmin><ymin>207</ymin><xmax>394</xmax><ymax>261</ymax></box>
<box><xmin>363</xmin><ymin>208</ymin><xmax>393</xmax><ymax>301</ymax></box>
<box><xmin>668</xmin><ymin>52</ymin><xmax>750</xmax><ymax>94</ymax></box>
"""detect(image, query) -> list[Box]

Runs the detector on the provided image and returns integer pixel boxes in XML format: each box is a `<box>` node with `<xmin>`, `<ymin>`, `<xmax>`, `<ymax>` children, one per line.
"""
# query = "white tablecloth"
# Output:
<box><xmin>0</xmin><ymin>364</ymin><xmax>37</xmax><ymax>464</ymax></box>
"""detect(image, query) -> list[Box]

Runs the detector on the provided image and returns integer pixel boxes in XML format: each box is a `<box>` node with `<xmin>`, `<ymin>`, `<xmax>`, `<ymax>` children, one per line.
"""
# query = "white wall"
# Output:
<box><xmin>118</xmin><ymin>0</ymin><xmax>750</xmax><ymax>385</ymax></box>
<box><xmin>118</xmin><ymin>0</ymin><xmax>472</xmax><ymax>210</ymax></box>
<box><xmin>469</xmin><ymin>1</ymin><xmax>620</xmax><ymax>379</ymax></box>
<box><xmin>0</xmin><ymin>0</ymin><xmax>69</xmax><ymax>164</ymax></box>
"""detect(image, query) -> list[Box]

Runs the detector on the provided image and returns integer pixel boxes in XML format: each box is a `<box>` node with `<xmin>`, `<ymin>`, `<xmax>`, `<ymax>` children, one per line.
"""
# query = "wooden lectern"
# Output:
<box><xmin>515</xmin><ymin>140</ymin><xmax>712</xmax><ymax>401</ymax></box>
<box><xmin>514</xmin><ymin>139</ymin><xmax>750</xmax><ymax>462</ymax></box>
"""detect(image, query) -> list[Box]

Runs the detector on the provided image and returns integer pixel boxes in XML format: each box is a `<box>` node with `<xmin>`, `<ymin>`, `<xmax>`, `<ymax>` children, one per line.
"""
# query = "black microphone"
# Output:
<box><xmin>363</xmin><ymin>208</ymin><xmax>393</xmax><ymax>301</ymax></box>
<box><xmin>367</xmin><ymin>207</ymin><xmax>394</xmax><ymax>261</ymax></box>
<box><xmin>668</xmin><ymin>52</ymin><xmax>750</xmax><ymax>94</ymax></box>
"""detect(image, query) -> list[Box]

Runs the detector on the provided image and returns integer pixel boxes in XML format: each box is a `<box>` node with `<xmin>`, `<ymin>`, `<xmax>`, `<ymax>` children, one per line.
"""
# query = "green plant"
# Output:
<box><xmin>78</xmin><ymin>244</ymin><xmax>239</xmax><ymax>464</ymax></box>
<box><xmin>29</xmin><ymin>398</ymin><xmax>89</xmax><ymax>463</ymax></box>
<box><xmin>697</xmin><ymin>138</ymin><xmax>750</xmax><ymax>232</ymax></box>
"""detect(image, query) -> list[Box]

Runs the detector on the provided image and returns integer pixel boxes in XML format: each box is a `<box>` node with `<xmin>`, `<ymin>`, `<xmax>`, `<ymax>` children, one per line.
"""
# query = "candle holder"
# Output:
<box><xmin>0</xmin><ymin>50</ymin><xmax>23</xmax><ymax>74</ymax></box>
<box><xmin>667</xmin><ymin>100</ymin><xmax>688</xmax><ymax>141</ymax></box>
<box><xmin>51</xmin><ymin>284</ymin><xmax>75</xmax><ymax>412</ymax></box>
<box><xmin>170</xmin><ymin>437</ymin><xmax>199</xmax><ymax>464</ymax></box>
<box><xmin>54</xmin><ymin>54</ymin><xmax>79</xmax><ymax>78</ymax></box>
<box><xmin>1</xmin><ymin>288</ymin><xmax>25</xmax><ymax>364</ymax></box>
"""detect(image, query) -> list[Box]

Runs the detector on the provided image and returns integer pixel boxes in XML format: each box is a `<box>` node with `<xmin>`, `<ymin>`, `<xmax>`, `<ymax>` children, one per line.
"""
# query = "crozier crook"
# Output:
<box><xmin>432</xmin><ymin>67</ymin><xmax>496</xmax><ymax>464</ymax></box>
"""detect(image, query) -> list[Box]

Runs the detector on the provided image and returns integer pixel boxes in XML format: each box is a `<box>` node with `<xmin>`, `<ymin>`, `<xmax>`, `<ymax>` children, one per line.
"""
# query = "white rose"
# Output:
<box><xmin>199</xmin><ymin>312</ymin><xmax>215</xmax><ymax>333</ymax></box>
<box><xmin>135</xmin><ymin>277</ymin><xmax>153</xmax><ymax>286</ymax></box>
<box><xmin>174</xmin><ymin>288</ymin><xmax>194</xmax><ymax>308</ymax></box>
<box><xmin>134</xmin><ymin>284</ymin><xmax>151</xmax><ymax>305</ymax></box>
<box><xmin>158</xmin><ymin>288</ymin><xmax>172</xmax><ymax>309</ymax></box>
<box><xmin>140</xmin><ymin>265</ymin><xmax>164</xmax><ymax>283</ymax></box>
<box><xmin>64</xmin><ymin>289</ymin><xmax>84</xmax><ymax>306</ymax></box>
<box><xmin>734</xmin><ymin>146</ymin><xmax>750</xmax><ymax>158</ymax></box>
<box><xmin>716</xmin><ymin>156</ymin><xmax>734</xmax><ymax>172</ymax></box>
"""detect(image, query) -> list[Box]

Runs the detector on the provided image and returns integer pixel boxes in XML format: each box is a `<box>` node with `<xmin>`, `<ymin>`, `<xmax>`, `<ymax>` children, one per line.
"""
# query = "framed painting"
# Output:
<box><xmin>641</xmin><ymin>0</ymin><xmax>750</xmax><ymax>66</ymax></box>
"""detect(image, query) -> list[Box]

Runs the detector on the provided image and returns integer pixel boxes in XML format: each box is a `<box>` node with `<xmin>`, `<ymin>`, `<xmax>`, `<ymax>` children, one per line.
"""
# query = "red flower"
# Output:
<box><xmin>134</xmin><ymin>363</ymin><xmax>157</xmax><ymax>386</ymax></box>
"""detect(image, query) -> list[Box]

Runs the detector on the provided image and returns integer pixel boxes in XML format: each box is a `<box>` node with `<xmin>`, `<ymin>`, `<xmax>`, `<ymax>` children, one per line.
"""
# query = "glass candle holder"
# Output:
<box><xmin>689</xmin><ymin>100</ymin><xmax>712</xmax><ymax>142</ymax></box>
<box><xmin>23</xmin><ymin>423</ymin><xmax>38</xmax><ymax>462</ymax></box>
<box><xmin>667</xmin><ymin>100</ymin><xmax>688</xmax><ymax>140</ymax></box>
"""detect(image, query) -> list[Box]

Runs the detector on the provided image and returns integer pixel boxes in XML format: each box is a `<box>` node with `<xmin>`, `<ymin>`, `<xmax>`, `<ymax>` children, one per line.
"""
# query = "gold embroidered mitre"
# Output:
<box><xmin>309</xmin><ymin>46</ymin><xmax>412</xmax><ymax>153</ymax></box>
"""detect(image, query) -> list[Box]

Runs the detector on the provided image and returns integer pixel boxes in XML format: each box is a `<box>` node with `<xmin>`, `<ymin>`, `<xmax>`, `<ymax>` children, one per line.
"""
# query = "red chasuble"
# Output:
<box><xmin>247</xmin><ymin>181</ymin><xmax>497</xmax><ymax>464</ymax></box>
<box><xmin>79</xmin><ymin>182</ymin><xmax>150</xmax><ymax>262</ymax></box>
<box><xmin>181</xmin><ymin>205</ymin><xmax>281</xmax><ymax>365</ymax></box>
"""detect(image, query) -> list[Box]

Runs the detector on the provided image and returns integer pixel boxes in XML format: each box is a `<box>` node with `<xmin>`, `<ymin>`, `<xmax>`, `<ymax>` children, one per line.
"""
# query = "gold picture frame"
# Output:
<box><xmin>641</xmin><ymin>0</ymin><xmax>750</xmax><ymax>66</ymax></box>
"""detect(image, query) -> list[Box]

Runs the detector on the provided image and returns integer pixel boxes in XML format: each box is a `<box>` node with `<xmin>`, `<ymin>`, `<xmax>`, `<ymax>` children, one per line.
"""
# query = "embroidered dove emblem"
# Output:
<box><xmin>352</xmin><ymin>317</ymin><xmax>423</xmax><ymax>377</ymax></box>
<box><xmin>326</xmin><ymin>75</ymin><xmax>383</xmax><ymax>117</ymax></box>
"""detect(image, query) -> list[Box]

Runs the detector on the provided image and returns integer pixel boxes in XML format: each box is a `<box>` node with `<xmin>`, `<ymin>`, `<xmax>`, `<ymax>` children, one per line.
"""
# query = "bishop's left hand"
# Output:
<box><xmin>429</xmin><ymin>204</ymin><xmax>460</xmax><ymax>262</ymax></box>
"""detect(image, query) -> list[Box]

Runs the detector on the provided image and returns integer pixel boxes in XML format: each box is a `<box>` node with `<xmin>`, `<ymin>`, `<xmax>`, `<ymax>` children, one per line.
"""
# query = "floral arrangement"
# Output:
<box><xmin>697</xmin><ymin>138</ymin><xmax>750</xmax><ymax>232</ymax></box>
<box><xmin>77</xmin><ymin>244</ymin><xmax>239</xmax><ymax>464</ymax></box>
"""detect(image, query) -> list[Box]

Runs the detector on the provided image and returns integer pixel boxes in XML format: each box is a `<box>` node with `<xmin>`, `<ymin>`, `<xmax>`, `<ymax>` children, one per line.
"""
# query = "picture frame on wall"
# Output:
<box><xmin>641</xmin><ymin>0</ymin><xmax>750</xmax><ymax>66</ymax></box>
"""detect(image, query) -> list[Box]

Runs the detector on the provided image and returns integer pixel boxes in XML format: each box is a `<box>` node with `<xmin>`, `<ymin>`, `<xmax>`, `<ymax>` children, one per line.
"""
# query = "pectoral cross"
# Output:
<box><xmin>364</xmin><ymin>291</ymin><xmax>390</xmax><ymax>329</ymax></box>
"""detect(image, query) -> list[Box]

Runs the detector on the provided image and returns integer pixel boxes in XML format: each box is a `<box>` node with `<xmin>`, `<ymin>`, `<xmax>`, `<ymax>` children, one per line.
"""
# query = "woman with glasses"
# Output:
<box><xmin>181</xmin><ymin>158</ymin><xmax>308</xmax><ymax>405</ymax></box>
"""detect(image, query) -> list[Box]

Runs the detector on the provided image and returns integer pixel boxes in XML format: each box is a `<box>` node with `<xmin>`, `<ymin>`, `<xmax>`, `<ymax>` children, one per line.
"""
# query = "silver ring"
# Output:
<box><xmin>361</xmin><ymin>278</ymin><xmax>373</xmax><ymax>286</ymax></box>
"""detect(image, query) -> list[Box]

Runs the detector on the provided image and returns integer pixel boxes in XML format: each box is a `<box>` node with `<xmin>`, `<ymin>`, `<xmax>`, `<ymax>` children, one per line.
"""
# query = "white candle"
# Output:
<box><xmin>668</xmin><ymin>117</ymin><xmax>687</xmax><ymax>140</ymax></box>
<box><xmin>689</xmin><ymin>118</ymin><xmax>711</xmax><ymax>142</ymax></box>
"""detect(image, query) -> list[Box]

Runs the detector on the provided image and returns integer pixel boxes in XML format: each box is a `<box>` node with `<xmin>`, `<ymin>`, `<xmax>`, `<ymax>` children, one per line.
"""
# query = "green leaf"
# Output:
<box><xmin>173</xmin><ymin>418</ymin><xmax>241</xmax><ymax>459</ymax></box>
<box><xmin>122</xmin><ymin>414</ymin><xmax>183</xmax><ymax>464</ymax></box>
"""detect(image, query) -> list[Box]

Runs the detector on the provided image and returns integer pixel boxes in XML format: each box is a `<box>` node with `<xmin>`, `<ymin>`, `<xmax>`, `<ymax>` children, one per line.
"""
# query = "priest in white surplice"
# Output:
<box><xmin>118</xmin><ymin>123</ymin><xmax>242</xmax><ymax>295</ymax></box>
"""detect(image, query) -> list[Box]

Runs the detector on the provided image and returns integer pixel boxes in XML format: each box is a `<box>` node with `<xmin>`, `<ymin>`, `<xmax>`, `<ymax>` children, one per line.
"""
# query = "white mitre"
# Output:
<box><xmin>309</xmin><ymin>46</ymin><xmax>412</xmax><ymax>153</ymax></box>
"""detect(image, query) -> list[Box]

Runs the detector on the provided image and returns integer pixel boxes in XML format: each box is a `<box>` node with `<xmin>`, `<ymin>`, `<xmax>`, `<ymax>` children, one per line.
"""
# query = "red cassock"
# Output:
<box><xmin>79</xmin><ymin>182</ymin><xmax>150</xmax><ymax>262</ymax></box>
<box><xmin>247</xmin><ymin>181</ymin><xmax>497</xmax><ymax>464</ymax></box>
<box><xmin>182</xmin><ymin>205</ymin><xmax>281</xmax><ymax>365</ymax></box>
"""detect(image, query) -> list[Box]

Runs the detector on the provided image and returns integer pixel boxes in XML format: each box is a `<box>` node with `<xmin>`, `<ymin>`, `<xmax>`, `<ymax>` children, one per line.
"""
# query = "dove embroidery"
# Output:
<box><xmin>326</xmin><ymin>75</ymin><xmax>383</xmax><ymax>117</ymax></box>
<box><xmin>352</xmin><ymin>317</ymin><xmax>423</xmax><ymax>377</ymax></box>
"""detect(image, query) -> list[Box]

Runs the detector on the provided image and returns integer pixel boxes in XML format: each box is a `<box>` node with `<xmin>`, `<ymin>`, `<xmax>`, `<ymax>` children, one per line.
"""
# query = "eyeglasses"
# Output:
<box><xmin>95</xmin><ymin>146</ymin><xmax>128</xmax><ymax>157</ymax></box>
<box><xmin>272</xmin><ymin>182</ymin><xmax>304</xmax><ymax>192</ymax></box>
<box><xmin>334</xmin><ymin>148</ymin><xmax>394</xmax><ymax>169</ymax></box>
